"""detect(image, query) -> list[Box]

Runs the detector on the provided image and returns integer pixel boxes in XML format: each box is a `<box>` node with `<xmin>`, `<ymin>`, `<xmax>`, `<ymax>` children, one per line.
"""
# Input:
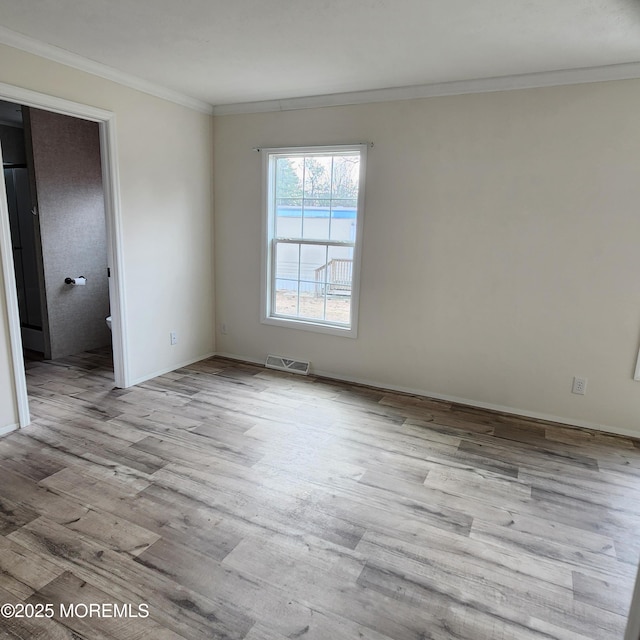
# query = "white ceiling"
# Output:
<box><xmin>1</xmin><ymin>0</ymin><xmax>640</xmax><ymax>110</ymax></box>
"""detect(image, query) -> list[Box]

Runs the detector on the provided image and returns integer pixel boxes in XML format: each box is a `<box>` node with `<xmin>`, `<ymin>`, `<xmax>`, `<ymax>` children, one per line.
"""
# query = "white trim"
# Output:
<box><xmin>99</xmin><ymin>117</ymin><xmax>130</xmax><ymax>388</ymax></box>
<box><xmin>128</xmin><ymin>352</ymin><xmax>216</xmax><ymax>386</ymax></box>
<box><xmin>0</xmin><ymin>422</ymin><xmax>19</xmax><ymax>437</ymax></box>
<box><xmin>213</xmin><ymin>61</ymin><xmax>640</xmax><ymax>115</ymax></box>
<box><xmin>633</xmin><ymin>346</ymin><xmax>640</xmax><ymax>381</ymax></box>
<box><xmin>214</xmin><ymin>352</ymin><xmax>264</xmax><ymax>367</ymax></box>
<box><xmin>260</xmin><ymin>146</ymin><xmax>272</xmax><ymax>333</ymax></box>
<box><xmin>261</xmin><ymin>316</ymin><xmax>356</xmax><ymax>338</ymax></box>
<box><xmin>260</xmin><ymin>144</ymin><xmax>367</xmax><ymax>339</ymax></box>
<box><xmin>214</xmin><ymin>351</ymin><xmax>640</xmax><ymax>440</ymax></box>
<box><xmin>0</xmin><ymin>82</ymin><xmax>131</xmax><ymax>435</ymax></box>
<box><xmin>0</xmin><ymin>26</ymin><xmax>213</xmax><ymax>115</ymax></box>
<box><xmin>0</xmin><ymin>82</ymin><xmax>114</xmax><ymax>123</ymax></box>
<box><xmin>0</xmin><ymin>155</ymin><xmax>30</xmax><ymax>427</ymax></box>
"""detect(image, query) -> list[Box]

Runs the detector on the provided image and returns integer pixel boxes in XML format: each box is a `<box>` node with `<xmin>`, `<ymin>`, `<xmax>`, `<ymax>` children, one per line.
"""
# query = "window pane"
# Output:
<box><xmin>298</xmin><ymin>280</ymin><xmax>324</xmax><ymax>320</ymax></box>
<box><xmin>276</xmin><ymin>157</ymin><xmax>303</xmax><ymax>237</ymax></box>
<box><xmin>276</xmin><ymin>157</ymin><xmax>303</xmax><ymax>201</ymax></box>
<box><xmin>302</xmin><ymin>203</ymin><xmax>330</xmax><ymax>240</ymax></box>
<box><xmin>331</xmin><ymin>155</ymin><xmax>360</xmax><ymax>199</ymax></box>
<box><xmin>326</xmin><ymin>245</ymin><xmax>354</xmax><ymax>295</ymax></box>
<box><xmin>324</xmin><ymin>245</ymin><xmax>353</xmax><ymax>324</ymax></box>
<box><xmin>276</xmin><ymin>204</ymin><xmax>302</xmax><ymax>238</ymax></box>
<box><xmin>325</xmin><ymin>296</ymin><xmax>351</xmax><ymax>324</ymax></box>
<box><xmin>274</xmin><ymin>283</ymin><xmax>299</xmax><ymax>317</ymax></box>
<box><xmin>330</xmin><ymin>201</ymin><xmax>358</xmax><ymax>242</ymax></box>
<box><xmin>301</xmin><ymin>243</ymin><xmax>328</xmax><ymax>319</ymax></box>
<box><xmin>303</xmin><ymin>156</ymin><xmax>332</xmax><ymax>204</ymax></box>
<box><xmin>275</xmin><ymin>242</ymin><xmax>300</xmax><ymax>280</ymax></box>
<box><xmin>300</xmin><ymin>244</ymin><xmax>327</xmax><ymax>284</ymax></box>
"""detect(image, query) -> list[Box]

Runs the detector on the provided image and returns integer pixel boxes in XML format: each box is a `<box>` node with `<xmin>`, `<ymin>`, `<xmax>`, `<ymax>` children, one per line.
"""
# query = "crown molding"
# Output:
<box><xmin>212</xmin><ymin>60</ymin><xmax>640</xmax><ymax>115</ymax></box>
<box><xmin>2</xmin><ymin>22</ymin><xmax>639</xmax><ymax>118</ymax></box>
<box><xmin>0</xmin><ymin>25</ymin><xmax>213</xmax><ymax>115</ymax></box>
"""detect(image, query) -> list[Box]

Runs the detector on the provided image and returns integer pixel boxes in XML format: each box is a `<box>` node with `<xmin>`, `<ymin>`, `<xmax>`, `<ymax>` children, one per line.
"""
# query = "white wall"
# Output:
<box><xmin>213</xmin><ymin>80</ymin><xmax>640</xmax><ymax>436</ymax></box>
<box><xmin>0</xmin><ymin>44</ymin><xmax>215</xmax><ymax>431</ymax></box>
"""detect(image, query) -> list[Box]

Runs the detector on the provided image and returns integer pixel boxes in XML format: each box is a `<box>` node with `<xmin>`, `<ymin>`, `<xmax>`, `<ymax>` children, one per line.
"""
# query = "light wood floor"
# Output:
<box><xmin>1</xmin><ymin>349</ymin><xmax>640</xmax><ymax>639</ymax></box>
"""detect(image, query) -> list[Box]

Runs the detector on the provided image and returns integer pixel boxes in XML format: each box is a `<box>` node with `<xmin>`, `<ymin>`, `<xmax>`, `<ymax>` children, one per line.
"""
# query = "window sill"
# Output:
<box><xmin>261</xmin><ymin>315</ymin><xmax>357</xmax><ymax>338</ymax></box>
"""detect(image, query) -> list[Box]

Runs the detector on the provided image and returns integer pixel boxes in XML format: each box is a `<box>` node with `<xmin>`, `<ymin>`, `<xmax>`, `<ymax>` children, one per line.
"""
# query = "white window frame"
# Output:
<box><xmin>260</xmin><ymin>144</ymin><xmax>367</xmax><ymax>338</ymax></box>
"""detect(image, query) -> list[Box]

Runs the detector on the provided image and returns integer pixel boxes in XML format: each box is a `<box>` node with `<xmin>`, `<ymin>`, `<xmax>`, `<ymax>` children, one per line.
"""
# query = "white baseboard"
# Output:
<box><xmin>129</xmin><ymin>352</ymin><xmax>216</xmax><ymax>387</ymax></box>
<box><xmin>214</xmin><ymin>351</ymin><xmax>265</xmax><ymax>366</ymax></box>
<box><xmin>0</xmin><ymin>422</ymin><xmax>19</xmax><ymax>437</ymax></box>
<box><xmin>214</xmin><ymin>351</ymin><xmax>639</xmax><ymax>440</ymax></box>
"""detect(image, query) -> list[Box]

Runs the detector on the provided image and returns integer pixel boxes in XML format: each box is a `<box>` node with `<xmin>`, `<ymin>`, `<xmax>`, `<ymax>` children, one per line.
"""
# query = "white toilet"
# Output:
<box><xmin>106</xmin><ymin>315</ymin><xmax>112</xmax><ymax>331</ymax></box>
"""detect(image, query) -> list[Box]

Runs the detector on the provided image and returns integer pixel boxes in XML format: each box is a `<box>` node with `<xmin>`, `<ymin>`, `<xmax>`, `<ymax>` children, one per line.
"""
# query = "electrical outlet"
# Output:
<box><xmin>572</xmin><ymin>376</ymin><xmax>587</xmax><ymax>395</ymax></box>
<box><xmin>170</xmin><ymin>331</ymin><xmax>177</xmax><ymax>346</ymax></box>
<box><xmin>221</xmin><ymin>323</ymin><xmax>228</xmax><ymax>335</ymax></box>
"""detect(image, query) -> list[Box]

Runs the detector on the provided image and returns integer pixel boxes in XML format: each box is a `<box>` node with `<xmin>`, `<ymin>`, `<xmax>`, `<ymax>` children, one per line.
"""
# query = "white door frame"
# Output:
<box><xmin>0</xmin><ymin>82</ymin><xmax>130</xmax><ymax>429</ymax></box>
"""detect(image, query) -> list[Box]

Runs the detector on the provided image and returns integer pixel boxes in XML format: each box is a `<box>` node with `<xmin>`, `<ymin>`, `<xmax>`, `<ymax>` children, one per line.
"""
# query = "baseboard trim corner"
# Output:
<box><xmin>129</xmin><ymin>352</ymin><xmax>217</xmax><ymax>387</ymax></box>
<box><xmin>0</xmin><ymin>422</ymin><xmax>19</xmax><ymax>437</ymax></box>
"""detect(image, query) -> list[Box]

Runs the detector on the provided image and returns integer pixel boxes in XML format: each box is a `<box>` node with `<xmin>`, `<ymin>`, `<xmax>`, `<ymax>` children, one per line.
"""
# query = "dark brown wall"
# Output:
<box><xmin>27</xmin><ymin>108</ymin><xmax>110</xmax><ymax>360</ymax></box>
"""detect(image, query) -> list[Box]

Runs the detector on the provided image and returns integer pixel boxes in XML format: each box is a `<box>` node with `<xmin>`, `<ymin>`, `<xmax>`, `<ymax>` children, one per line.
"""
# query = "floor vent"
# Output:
<box><xmin>265</xmin><ymin>354</ymin><xmax>310</xmax><ymax>375</ymax></box>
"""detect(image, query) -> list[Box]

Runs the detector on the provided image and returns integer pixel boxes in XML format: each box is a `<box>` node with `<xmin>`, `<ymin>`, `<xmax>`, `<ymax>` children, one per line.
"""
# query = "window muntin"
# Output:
<box><xmin>262</xmin><ymin>145</ymin><xmax>366</xmax><ymax>336</ymax></box>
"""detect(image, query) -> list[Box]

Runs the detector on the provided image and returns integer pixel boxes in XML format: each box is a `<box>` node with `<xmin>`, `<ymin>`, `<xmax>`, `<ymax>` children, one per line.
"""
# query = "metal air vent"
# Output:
<box><xmin>265</xmin><ymin>354</ymin><xmax>310</xmax><ymax>375</ymax></box>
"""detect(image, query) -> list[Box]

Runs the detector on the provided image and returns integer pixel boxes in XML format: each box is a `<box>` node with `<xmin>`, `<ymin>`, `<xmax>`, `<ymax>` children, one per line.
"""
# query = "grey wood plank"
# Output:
<box><xmin>0</xmin><ymin>584</ymin><xmax>86</xmax><ymax>640</ymax></box>
<box><xmin>0</xmin><ymin>493</ymin><xmax>40</xmax><ymax>535</ymax></box>
<box><xmin>8</xmin><ymin>517</ymin><xmax>255</xmax><ymax>640</ymax></box>
<box><xmin>136</xmin><ymin>535</ymin><xmax>396</xmax><ymax>640</ymax></box>
<box><xmin>222</xmin><ymin>532</ymin><xmax>443</xmax><ymax>640</ymax></box>
<box><xmin>572</xmin><ymin>570</ymin><xmax>636</xmax><ymax>616</ymax></box>
<box><xmin>150</xmin><ymin>462</ymin><xmax>368</xmax><ymax>550</ymax></box>
<box><xmin>356</xmin><ymin>529</ymin><xmax>625</xmax><ymax>639</ymax></box>
<box><xmin>28</xmin><ymin>570</ymin><xmax>189</xmax><ymax>640</ymax></box>
<box><xmin>470</xmin><ymin>518</ymin><xmax>634</xmax><ymax>579</ymax></box>
<box><xmin>24</xmin><ymin>419</ymin><xmax>167</xmax><ymax>475</ymax></box>
<box><xmin>0</xmin><ymin>535</ymin><xmax>65</xmax><ymax>600</ymax></box>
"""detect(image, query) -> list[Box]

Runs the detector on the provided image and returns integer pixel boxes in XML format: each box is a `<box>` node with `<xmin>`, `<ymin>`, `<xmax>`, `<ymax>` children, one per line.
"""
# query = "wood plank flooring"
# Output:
<box><xmin>1</xmin><ymin>348</ymin><xmax>640</xmax><ymax>639</ymax></box>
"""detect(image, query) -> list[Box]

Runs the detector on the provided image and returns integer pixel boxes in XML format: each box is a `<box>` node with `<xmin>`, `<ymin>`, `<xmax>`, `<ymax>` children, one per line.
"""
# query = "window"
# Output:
<box><xmin>261</xmin><ymin>144</ymin><xmax>366</xmax><ymax>337</ymax></box>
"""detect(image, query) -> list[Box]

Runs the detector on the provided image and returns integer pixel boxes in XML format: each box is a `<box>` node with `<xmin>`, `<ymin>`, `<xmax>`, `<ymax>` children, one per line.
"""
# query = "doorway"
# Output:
<box><xmin>0</xmin><ymin>82</ymin><xmax>129</xmax><ymax>430</ymax></box>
